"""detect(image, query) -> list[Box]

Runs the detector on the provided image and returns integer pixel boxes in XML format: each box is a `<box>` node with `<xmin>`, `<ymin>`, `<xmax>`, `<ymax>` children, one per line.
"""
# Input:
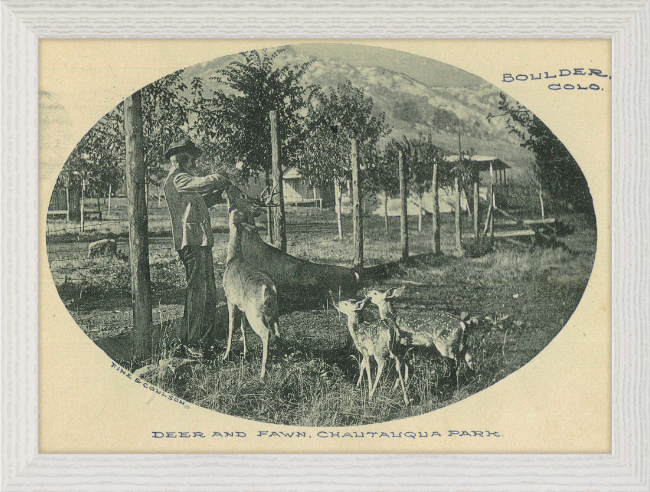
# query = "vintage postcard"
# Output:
<box><xmin>39</xmin><ymin>39</ymin><xmax>610</xmax><ymax>454</ymax></box>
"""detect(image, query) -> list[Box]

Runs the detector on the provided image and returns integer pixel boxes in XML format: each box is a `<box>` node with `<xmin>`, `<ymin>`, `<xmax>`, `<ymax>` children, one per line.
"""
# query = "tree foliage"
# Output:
<box><xmin>62</xmin><ymin>70</ymin><xmax>191</xmax><ymax>195</ymax></box>
<box><xmin>61</xmin><ymin>105</ymin><xmax>125</xmax><ymax>195</ymax></box>
<box><xmin>366</xmin><ymin>138</ymin><xmax>401</xmax><ymax>198</ymax></box>
<box><xmin>200</xmin><ymin>49</ymin><xmax>316</xmax><ymax>180</ymax></box>
<box><xmin>141</xmin><ymin>70</ymin><xmax>190</xmax><ymax>185</ymax></box>
<box><xmin>298</xmin><ymin>80</ymin><xmax>391</xmax><ymax>189</ymax></box>
<box><xmin>373</xmin><ymin>134</ymin><xmax>448</xmax><ymax>198</ymax></box>
<box><xmin>488</xmin><ymin>92</ymin><xmax>594</xmax><ymax>215</ymax></box>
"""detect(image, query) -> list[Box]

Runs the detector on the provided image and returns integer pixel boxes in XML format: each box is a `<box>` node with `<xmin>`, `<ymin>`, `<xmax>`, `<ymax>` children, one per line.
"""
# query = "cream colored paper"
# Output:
<box><xmin>39</xmin><ymin>39</ymin><xmax>611</xmax><ymax>454</ymax></box>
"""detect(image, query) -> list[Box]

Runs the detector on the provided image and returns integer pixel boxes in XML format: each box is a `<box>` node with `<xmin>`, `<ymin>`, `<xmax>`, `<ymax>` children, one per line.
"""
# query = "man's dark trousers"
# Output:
<box><xmin>177</xmin><ymin>245</ymin><xmax>217</xmax><ymax>347</ymax></box>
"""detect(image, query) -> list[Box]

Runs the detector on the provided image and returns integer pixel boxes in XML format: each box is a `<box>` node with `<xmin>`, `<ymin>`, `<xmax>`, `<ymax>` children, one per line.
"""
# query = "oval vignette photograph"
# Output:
<box><xmin>45</xmin><ymin>43</ymin><xmax>597</xmax><ymax>427</ymax></box>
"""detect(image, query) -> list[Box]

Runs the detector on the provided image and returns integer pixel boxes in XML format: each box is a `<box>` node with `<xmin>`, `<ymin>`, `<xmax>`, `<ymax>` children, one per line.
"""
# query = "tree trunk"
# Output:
<box><xmin>96</xmin><ymin>195</ymin><xmax>102</xmax><ymax>221</ymax></box>
<box><xmin>418</xmin><ymin>194</ymin><xmax>423</xmax><ymax>232</ymax></box>
<box><xmin>108</xmin><ymin>183</ymin><xmax>112</xmax><ymax>215</ymax></box>
<box><xmin>265</xmin><ymin>171</ymin><xmax>273</xmax><ymax>243</ymax></box>
<box><xmin>489</xmin><ymin>162</ymin><xmax>494</xmax><ymax>238</ymax></box>
<box><xmin>65</xmin><ymin>186</ymin><xmax>70</xmax><ymax>221</ymax></box>
<box><xmin>80</xmin><ymin>178</ymin><xmax>85</xmax><ymax>232</ymax></box>
<box><xmin>432</xmin><ymin>161</ymin><xmax>440</xmax><ymax>255</ymax></box>
<box><xmin>473</xmin><ymin>170</ymin><xmax>479</xmax><ymax>239</ymax></box>
<box><xmin>455</xmin><ymin>175</ymin><xmax>462</xmax><ymax>251</ymax></box>
<box><xmin>351</xmin><ymin>139</ymin><xmax>363</xmax><ymax>269</ymax></box>
<box><xmin>125</xmin><ymin>90</ymin><xmax>152</xmax><ymax>360</ymax></box>
<box><xmin>539</xmin><ymin>184</ymin><xmax>545</xmax><ymax>219</ymax></box>
<box><xmin>270</xmin><ymin>110</ymin><xmax>287</xmax><ymax>252</ymax></box>
<box><xmin>384</xmin><ymin>192</ymin><xmax>389</xmax><ymax>235</ymax></box>
<box><xmin>335</xmin><ymin>178</ymin><xmax>343</xmax><ymax>240</ymax></box>
<box><xmin>399</xmin><ymin>150</ymin><xmax>408</xmax><ymax>262</ymax></box>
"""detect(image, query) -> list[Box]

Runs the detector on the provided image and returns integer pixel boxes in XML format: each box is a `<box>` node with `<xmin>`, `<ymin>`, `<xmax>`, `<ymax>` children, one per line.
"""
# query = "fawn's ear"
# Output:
<box><xmin>388</xmin><ymin>286</ymin><xmax>406</xmax><ymax>299</ymax></box>
<box><xmin>354</xmin><ymin>297</ymin><xmax>371</xmax><ymax>311</ymax></box>
<box><xmin>328</xmin><ymin>291</ymin><xmax>340</xmax><ymax>312</ymax></box>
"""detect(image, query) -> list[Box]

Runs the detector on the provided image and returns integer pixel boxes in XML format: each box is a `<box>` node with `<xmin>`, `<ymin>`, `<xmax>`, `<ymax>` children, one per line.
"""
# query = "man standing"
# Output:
<box><xmin>163</xmin><ymin>137</ymin><xmax>230</xmax><ymax>357</ymax></box>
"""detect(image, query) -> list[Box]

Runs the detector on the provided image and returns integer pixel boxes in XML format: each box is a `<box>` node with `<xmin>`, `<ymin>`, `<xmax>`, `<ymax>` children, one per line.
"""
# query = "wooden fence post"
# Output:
<box><xmin>334</xmin><ymin>178</ymin><xmax>343</xmax><ymax>240</ymax></box>
<box><xmin>432</xmin><ymin>159</ymin><xmax>440</xmax><ymax>254</ymax></box>
<box><xmin>80</xmin><ymin>177</ymin><xmax>85</xmax><ymax>232</ymax></box>
<box><xmin>455</xmin><ymin>174</ymin><xmax>462</xmax><ymax>251</ymax></box>
<box><xmin>351</xmin><ymin>138</ymin><xmax>363</xmax><ymax>269</ymax></box>
<box><xmin>265</xmin><ymin>171</ymin><xmax>274</xmax><ymax>243</ymax></box>
<box><xmin>125</xmin><ymin>90</ymin><xmax>152</xmax><ymax>360</ymax></box>
<box><xmin>473</xmin><ymin>170</ymin><xmax>479</xmax><ymax>239</ymax></box>
<box><xmin>65</xmin><ymin>185</ymin><xmax>70</xmax><ymax>221</ymax></box>
<box><xmin>384</xmin><ymin>191</ymin><xmax>389</xmax><ymax>235</ymax></box>
<box><xmin>399</xmin><ymin>150</ymin><xmax>409</xmax><ymax>262</ymax></box>
<box><xmin>489</xmin><ymin>162</ymin><xmax>495</xmax><ymax>238</ymax></box>
<box><xmin>270</xmin><ymin>110</ymin><xmax>286</xmax><ymax>252</ymax></box>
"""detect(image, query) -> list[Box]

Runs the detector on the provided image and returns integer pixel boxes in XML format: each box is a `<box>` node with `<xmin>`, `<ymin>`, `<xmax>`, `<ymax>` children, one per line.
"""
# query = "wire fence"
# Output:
<box><xmin>44</xmin><ymin>208</ymin><xmax>341</xmax><ymax>341</ymax></box>
<box><xmin>47</xmin><ymin>212</ymin><xmax>192</xmax><ymax>339</ymax></box>
<box><xmin>45</xmin><ymin>187</ymin><xmax>553</xmax><ymax>341</ymax></box>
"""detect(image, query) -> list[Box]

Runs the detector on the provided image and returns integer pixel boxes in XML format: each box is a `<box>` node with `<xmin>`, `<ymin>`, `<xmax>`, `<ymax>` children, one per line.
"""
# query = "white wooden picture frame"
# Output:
<box><xmin>2</xmin><ymin>1</ymin><xmax>649</xmax><ymax>490</ymax></box>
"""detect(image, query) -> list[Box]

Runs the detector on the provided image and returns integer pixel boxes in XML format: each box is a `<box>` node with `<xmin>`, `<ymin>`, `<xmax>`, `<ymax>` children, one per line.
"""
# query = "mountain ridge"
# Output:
<box><xmin>182</xmin><ymin>46</ymin><xmax>535</xmax><ymax>181</ymax></box>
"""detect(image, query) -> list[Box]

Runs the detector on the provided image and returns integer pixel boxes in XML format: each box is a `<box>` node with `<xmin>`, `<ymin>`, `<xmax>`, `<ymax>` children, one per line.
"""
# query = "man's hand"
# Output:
<box><xmin>202</xmin><ymin>174</ymin><xmax>234</xmax><ymax>208</ymax></box>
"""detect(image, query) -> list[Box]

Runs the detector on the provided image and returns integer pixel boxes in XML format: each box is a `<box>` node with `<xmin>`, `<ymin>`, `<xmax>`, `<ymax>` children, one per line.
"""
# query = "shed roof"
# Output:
<box><xmin>445</xmin><ymin>155</ymin><xmax>511</xmax><ymax>172</ymax></box>
<box><xmin>283</xmin><ymin>167</ymin><xmax>302</xmax><ymax>179</ymax></box>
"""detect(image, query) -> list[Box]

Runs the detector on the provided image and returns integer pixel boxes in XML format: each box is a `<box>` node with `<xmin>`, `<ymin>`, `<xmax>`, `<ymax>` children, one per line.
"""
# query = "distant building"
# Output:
<box><xmin>283</xmin><ymin>167</ymin><xmax>333</xmax><ymax>208</ymax></box>
<box><xmin>372</xmin><ymin>155</ymin><xmax>511</xmax><ymax>216</ymax></box>
<box><xmin>444</xmin><ymin>155</ymin><xmax>510</xmax><ymax>185</ymax></box>
<box><xmin>240</xmin><ymin>167</ymin><xmax>333</xmax><ymax>208</ymax></box>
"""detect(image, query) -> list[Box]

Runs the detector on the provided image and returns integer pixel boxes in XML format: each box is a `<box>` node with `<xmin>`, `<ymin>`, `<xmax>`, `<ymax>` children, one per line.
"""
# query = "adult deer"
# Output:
<box><xmin>222</xmin><ymin>190</ymin><xmax>280</xmax><ymax>379</ymax></box>
<box><xmin>330</xmin><ymin>293</ymin><xmax>409</xmax><ymax>405</ymax></box>
<box><xmin>365</xmin><ymin>286</ymin><xmax>475</xmax><ymax>387</ymax></box>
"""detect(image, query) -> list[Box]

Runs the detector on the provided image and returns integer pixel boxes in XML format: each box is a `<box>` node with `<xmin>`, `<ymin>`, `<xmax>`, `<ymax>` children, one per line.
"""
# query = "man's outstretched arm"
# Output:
<box><xmin>173</xmin><ymin>172</ymin><xmax>230</xmax><ymax>194</ymax></box>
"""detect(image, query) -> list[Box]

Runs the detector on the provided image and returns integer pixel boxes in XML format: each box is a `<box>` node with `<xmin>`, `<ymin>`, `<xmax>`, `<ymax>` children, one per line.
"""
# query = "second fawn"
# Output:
<box><xmin>366</xmin><ymin>286</ymin><xmax>474</xmax><ymax>386</ymax></box>
<box><xmin>223</xmin><ymin>209</ymin><xmax>280</xmax><ymax>379</ymax></box>
<box><xmin>331</xmin><ymin>294</ymin><xmax>409</xmax><ymax>405</ymax></box>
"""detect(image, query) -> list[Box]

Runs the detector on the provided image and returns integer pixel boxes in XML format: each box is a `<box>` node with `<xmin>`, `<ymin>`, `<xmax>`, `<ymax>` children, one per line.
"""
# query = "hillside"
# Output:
<box><xmin>182</xmin><ymin>45</ymin><xmax>536</xmax><ymax>183</ymax></box>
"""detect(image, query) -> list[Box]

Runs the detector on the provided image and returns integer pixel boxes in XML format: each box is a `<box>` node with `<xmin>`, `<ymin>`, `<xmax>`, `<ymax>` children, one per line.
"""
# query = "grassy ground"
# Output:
<box><xmin>47</xmin><ymin>208</ymin><xmax>597</xmax><ymax>426</ymax></box>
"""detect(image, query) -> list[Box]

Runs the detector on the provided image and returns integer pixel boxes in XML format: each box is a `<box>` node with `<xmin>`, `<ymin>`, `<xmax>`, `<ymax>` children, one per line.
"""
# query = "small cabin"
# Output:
<box><xmin>240</xmin><ymin>168</ymin><xmax>333</xmax><ymax>208</ymax></box>
<box><xmin>371</xmin><ymin>155</ymin><xmax>512</xmax><ymax>217</ymax></box>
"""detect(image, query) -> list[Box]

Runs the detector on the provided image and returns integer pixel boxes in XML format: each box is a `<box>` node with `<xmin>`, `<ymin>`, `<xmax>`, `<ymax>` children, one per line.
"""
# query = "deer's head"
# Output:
<box><xmin>223</xmin><ymin>184</ymin><xmax>278</xmax><ymax>225</ymax></box>
<box><xmin>365</xmin><ymin>286</ymin><xmax>405</xmax><ymax>317</ymax></box>
<box><xmin>366</xmin><ymin>286</ymin><xmax>405</xmax><ymax>305</ymax></box>
<box><xmin>329</xmin><ymin>291</ymin><xmax>371</xmax><ymax>318</ymax></box>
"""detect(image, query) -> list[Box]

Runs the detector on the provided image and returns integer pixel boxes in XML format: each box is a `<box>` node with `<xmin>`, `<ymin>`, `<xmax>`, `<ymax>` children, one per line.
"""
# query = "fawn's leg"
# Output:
<box><xmin>392</xmin><ymin>353</ymin><xmax>409</xmax><ymax>405</ymax></box>
<box><xmin>392</xmin><ymin>359</ymin><xmax>409</xmax><ymax>390</ymax></box>
<box><xmin>364</xmin><ymin>355</ymin><xmax>373</xmax><ymax>397</ymax></box>
<box><xmin>370</xmin><ymin>356</ymin><xmax>386</xmax><ymax>399</ymax></box>
<box><xmin>223</xmin><ymin>301</ymin><xmax>237</xmax><ymax>360</ymax></box>
<box><xmin>356</xmin><ymin>356</ymin><xmax>366</xmax><ymax>387</ymax></box>
<box><xmin>455</xmin><ymin>358</ymin><xmax>462</xmax><ymax>388</ymax></box>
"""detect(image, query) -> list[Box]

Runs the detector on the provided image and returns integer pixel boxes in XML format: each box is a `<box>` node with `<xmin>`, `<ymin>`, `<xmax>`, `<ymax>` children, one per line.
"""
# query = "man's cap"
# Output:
<box><xmin>165</xmin><ymin>137</ymin><xmax>202</xmax><ymax>160</ymax></box>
